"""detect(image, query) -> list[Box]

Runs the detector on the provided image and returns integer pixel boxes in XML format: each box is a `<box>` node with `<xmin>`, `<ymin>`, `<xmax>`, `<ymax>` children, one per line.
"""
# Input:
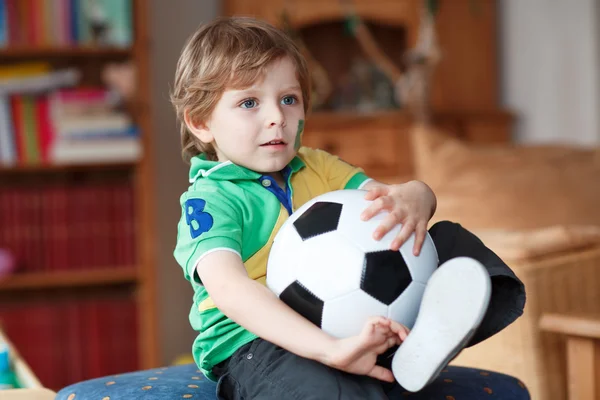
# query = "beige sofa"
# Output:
<box><xmin>453</xmin><ymin>245</ymin><xmax>600</xmax><ymax>400</ymax></box>
<box><xmin>410</xmin><ymin>125</ymin><xmax>600</xmax><ymax>400</ymax></box>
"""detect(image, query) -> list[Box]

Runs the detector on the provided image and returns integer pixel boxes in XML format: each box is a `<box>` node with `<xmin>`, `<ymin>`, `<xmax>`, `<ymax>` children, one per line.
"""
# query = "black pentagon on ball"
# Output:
<box><xmin>280</xmin><ymin>281</ymin><xmax>324</xmax><ymax>327</ymax></box>
<box><xmin>293</xmin><ymin>201</ymin><xmax>343</xmax><ymax>240</ymax></box>
<box><xmin>361</xmin><ymin>250</ymin><xmax>412</xmax><ymax>305</ymax></box>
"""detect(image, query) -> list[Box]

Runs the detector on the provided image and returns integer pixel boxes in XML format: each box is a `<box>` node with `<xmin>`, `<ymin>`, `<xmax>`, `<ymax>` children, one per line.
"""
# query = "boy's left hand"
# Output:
<box><xmin>360</xmin><ymin>181</ymin><xmax>436</xmax><ymax>255</ymax></box>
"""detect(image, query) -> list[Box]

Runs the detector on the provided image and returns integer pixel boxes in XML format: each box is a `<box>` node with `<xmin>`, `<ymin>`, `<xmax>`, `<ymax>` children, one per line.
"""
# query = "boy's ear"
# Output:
<box><xmin>184</xmin><ymin>109</ymin><xmax>214</xmax><ymax>143</ymax></box>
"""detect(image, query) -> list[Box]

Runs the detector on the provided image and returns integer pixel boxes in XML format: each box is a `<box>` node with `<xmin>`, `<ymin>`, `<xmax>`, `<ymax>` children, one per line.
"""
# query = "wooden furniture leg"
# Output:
<box><xmin>540</xmin><ymin>313</ymin><xmax>600</xmax><ymax>400</ymax></box>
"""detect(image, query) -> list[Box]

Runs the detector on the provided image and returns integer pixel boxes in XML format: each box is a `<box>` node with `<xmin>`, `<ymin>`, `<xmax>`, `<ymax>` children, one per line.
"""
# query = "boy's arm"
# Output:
<box><xmin>196</xmin><ymin>250</ymin><xmax>408</xmax><ymax>382</ymax></box>
<box><xmin>197</xmin><ymin>251</ymin><xmax>333</xmax><ymax>361</ymax></box>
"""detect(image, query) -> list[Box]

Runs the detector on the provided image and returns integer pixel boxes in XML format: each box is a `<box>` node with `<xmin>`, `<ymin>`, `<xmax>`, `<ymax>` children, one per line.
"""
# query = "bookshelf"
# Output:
<box><xmin>0</xmin><ymin>269</ymin><xmax>138</xmax><ymax>292</ymax></box>
<box><xmin>0</xmin><ymin>0</ymin><xmax>158</xmax><ymax>391</ymax></box>
<box><xmin>0</xmin><ymin>47</ymin><xmax>131</xmax><ymax>58</ymax></box>
<box><xmin>0</xmin><ymin>161</ymin><xmax>136</xmax><ymax>173</ymax></box>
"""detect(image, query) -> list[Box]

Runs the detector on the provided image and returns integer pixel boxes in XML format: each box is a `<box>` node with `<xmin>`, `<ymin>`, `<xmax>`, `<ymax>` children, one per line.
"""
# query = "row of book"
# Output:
<box><xmin>0</xmin><ymin>0</ymin><xmax>133</xmax><ymax>48</ymax></box>
<box><xmin>0</xmin><ymin>64</ymin><xmax>141</xmax><ymax>165</ymax></box>
<box><xmin>0</xmin><ymin>180</ymin><xmax>137</xmax><ymax>272</ymax></box>
<box><xmin>0</xmin><ymin>295</ymin><xmax>139</xmax><ymax>390</ymax></box>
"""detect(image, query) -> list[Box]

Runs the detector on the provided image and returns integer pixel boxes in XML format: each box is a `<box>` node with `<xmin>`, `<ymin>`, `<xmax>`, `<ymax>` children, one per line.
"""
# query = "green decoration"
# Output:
<box><xmin>343</xmin><ymin>14</ymin><xmax>360</xmax><ymax>36</ymax></box>
<box><xmin>426</xmin><ymin>0</ymin><xmax>440</xmax><ymax>16</ymax></box>
<box><xmin>294</xmin><ymin>120</ymin><xmax>305</xmax><ymax>151</ymax></box>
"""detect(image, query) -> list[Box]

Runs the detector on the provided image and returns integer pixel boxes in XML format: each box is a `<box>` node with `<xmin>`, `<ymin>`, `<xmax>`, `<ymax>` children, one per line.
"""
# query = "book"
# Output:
<box><xmin>0</xmin><ymin>0</ymin><xmax>7</xmax><ymax>47</ymax></box>
<box><xmin>50</xmin><ymin>136</ymin><xmax>141</xmax><ymax>164</ymax></box>
<box><xmin>0</xmin><ymin>94</ymin><xmax>15</xmax><ymax>164</ymax></box>
<box><xmin>0</xmin><ymin>68</ymin><xmax>80</xmax><ymax>94</ymax></box>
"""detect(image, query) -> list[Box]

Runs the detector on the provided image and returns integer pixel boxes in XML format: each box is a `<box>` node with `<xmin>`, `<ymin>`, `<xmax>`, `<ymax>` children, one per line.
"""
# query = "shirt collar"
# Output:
<box><xmin>189</xmin><ymin>153</ymin><xmax>306</xmax><ymax>183</ymax></box>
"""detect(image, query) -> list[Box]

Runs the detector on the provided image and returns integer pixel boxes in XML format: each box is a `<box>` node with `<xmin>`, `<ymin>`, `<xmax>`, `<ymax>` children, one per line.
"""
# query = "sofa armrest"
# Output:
<box><xmin>0</xmin><ymin>389</ymin><xmax>56</xmax><ymax>400</ymax></box>
<box><xmin>540</xmin><ymin>313</ymin><xmax>600</xmax><ymax>339</ymax></box>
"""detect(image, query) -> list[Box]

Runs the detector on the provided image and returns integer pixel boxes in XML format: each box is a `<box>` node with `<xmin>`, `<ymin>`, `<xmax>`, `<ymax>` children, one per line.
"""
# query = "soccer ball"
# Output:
<box><xmin>266</xmin><ymin>189</ymin><xmax>439</xmax><ymax>338</ymax></box>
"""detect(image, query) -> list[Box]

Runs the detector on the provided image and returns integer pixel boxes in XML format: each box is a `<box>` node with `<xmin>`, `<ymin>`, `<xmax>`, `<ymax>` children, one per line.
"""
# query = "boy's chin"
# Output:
<box><xmin>252</xmin><ymin>158</ymin><xmax>293</xmax><ymax>173</ymax></box>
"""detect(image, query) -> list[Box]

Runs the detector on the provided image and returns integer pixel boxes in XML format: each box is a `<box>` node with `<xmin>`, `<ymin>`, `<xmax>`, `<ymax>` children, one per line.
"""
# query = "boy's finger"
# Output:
<box><xmin>412</xmin><ymin>223</ymin><xmax>428</xmax><ymax>256</ymax></box>
<box><xmin>364</xmin><ymin>186</ymin><xmax>388</xmax><ymax>201</ymax></box>
<box><xmin>388</xmin><ymin>320</ymin><xmax>408</xmax><ymax>334</ymax></box>
<box><xmin>373</xmin><ymin>209</ymin><xmax>402</xmax><ymax>240</ymax></box>
<box><xmin>371</xmin><ymin>316</ymin><xmax>390</xmax><ymax>326</ymax></box>
<box><xmin>398</xmin><ymin>327</ymin><xmax>409</xmax><ymax>341</ymax></box>
<box><xmin>390</xmin><ymin>221</ymin><xmax>415</xmax><ymax>250</ymax></box>
<box><xmin>361</xmin><ymin>196</ymin><xmax>393</xmax><ymax>221</ymax></box>
<box><xmin>368</xmin><ymin>366</ymin><xmax>395</xmax><ymax>383</ymax></box>
<box><xmin>388</xmin><ymin>321</ymin><xmax>410</xmax><ymax>341</ymax></box>
<box><xmin>375</xmin><ymin>336</ymin><xmax>398</xmax><ymax>354</ymax></box>
<box><xmin>367</xmin><ymin>316</ymin><xmax>389</xmax><ymax>333</ymax></box>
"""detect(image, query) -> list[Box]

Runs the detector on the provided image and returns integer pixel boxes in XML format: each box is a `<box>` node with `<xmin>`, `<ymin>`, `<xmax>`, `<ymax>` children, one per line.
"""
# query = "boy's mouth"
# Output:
<box><xmin>260</xmin><ymin>140</ymin><xmax>286</xmax><ymax>146</ymax></box>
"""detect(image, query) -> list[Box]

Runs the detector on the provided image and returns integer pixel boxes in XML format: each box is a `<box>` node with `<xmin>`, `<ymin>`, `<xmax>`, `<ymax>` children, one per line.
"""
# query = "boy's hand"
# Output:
<box><xmin>361</xmin><ymin>181</ymin><xmax>436</xmax><ymax>255</ymax></box>
<box><xmin>326</xmin><ymin>317</ymin><xmax>409</xmax><ymax>382</ymax></box>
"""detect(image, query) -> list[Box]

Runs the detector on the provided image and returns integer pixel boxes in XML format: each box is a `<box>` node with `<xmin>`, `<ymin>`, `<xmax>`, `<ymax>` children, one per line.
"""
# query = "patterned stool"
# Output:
<box><xmin>56</xmin><ymin>364</ymin><xmax>530</xmax><ymax>399</ymax></box>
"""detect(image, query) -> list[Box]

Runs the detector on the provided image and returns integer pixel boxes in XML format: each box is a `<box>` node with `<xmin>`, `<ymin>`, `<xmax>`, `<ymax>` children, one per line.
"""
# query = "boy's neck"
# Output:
<box><xmin>269</xmin><ymin>171</ymin><xmax>286</xmax><ymax>190</ymax></box>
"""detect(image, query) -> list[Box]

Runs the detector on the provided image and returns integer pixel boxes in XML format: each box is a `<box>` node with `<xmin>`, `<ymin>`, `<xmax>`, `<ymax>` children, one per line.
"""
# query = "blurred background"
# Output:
<box><xmin>0</xmin><ymin>1</ymin><xmax>599</xmax><ymax>399</ymax></box>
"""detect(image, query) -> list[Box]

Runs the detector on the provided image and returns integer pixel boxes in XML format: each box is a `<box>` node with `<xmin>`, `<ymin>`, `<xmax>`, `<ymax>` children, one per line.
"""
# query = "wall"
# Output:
<box><xmin>149</xmin><ymin>0</ymin><xmax>220</xmax><ymax>365</ymax></box>
<box><xmin>500</xmin><ymin>0</ymin><xmax>600</xmax><ymax>145</ymax></box>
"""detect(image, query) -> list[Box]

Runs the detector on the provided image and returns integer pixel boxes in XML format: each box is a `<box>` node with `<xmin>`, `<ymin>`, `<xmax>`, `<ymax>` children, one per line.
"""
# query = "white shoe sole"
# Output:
<box><xmin>391</xmin><ymin>257</ymin><xmax>491</xmax><ymax>392</ymax></box>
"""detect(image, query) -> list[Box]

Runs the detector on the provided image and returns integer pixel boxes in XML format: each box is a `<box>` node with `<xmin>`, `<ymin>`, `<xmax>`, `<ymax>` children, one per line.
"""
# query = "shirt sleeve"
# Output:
<box><xmin>174</xmin><ymin>186</ymin><xmax>243</xmax><ymax>285</ymax></box>
<box><xmin>312</xmin><ymin>148</ymin><xmax>371</xmax><ymax>190</ymax></box>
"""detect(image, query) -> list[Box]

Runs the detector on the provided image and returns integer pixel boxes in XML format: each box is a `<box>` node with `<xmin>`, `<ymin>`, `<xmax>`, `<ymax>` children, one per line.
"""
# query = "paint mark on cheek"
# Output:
<box><xmin>294</xmin><ymin>120</ymin><xmax>305</xmax><ymax>151</ymax></box>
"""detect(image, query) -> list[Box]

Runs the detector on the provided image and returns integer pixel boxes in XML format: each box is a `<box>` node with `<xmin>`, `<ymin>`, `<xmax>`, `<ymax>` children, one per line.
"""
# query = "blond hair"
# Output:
<box><xmin>171</xmin><ymin>17</ymin><xmax>311</xmax><ymax>162</ymax></box>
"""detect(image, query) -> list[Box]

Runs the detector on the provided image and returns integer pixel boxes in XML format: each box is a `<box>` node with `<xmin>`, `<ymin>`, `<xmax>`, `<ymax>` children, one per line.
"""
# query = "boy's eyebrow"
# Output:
<box><xmin>230</xmin><ymin>85</ymin><xmax>301</xmax><ymax>96</ymax></box>
<box><xmin>281</xmin><ymin>85</ymin><xmax>301</xmax><ymax>92</ymax></box>
<box><xmin>227</xmin><ymin>88</ymin><xmax>258</xmax><ymax>99</ymax></box>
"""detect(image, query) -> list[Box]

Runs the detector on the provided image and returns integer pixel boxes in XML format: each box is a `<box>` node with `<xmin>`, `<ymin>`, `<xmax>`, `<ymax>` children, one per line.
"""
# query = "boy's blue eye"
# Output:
<box><xmin>281</xmin><ymin>96</ymin><xmax>297</xmax><ymax>106</ymax></box>
<box><xmin>241</xmin><ymin>99</ymin><xmax>257</xmax><ymax>109</ymax></box>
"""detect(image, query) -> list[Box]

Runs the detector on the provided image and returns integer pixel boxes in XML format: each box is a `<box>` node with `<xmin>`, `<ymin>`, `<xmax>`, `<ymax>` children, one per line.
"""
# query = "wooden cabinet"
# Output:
<box><xmin>305</xmin><ymin>111</ymin><xmax>411</xmax><ymax>181</ymax></box>
<box><xmin>225</xmin><ymin>0</ymin><xmax>420</xmax><ymax>43</ymax></box>
<box><xmin>304</xmin><ymin>109</ymin><xmax>512</xmax><ymax>182</ymax></box>
<box><xmin>223</xmin><ymin>0</ymin><xmax>511</xmax><ymax>181</ymax></box>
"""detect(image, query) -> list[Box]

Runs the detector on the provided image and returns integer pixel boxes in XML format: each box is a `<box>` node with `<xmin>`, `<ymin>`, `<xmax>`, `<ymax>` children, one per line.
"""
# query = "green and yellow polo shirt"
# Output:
<box><xmin>173</xmin><ymin>146</ymin><xmax>371</xmax><ymax>380</ymax></box>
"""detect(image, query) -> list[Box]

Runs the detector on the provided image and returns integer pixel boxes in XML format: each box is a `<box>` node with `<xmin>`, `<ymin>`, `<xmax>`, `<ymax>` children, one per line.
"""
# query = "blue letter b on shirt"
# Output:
<box><xmin>185</xmin><ymin>198</ymin><xmax>214</xmax><ymax>239</ymax></box>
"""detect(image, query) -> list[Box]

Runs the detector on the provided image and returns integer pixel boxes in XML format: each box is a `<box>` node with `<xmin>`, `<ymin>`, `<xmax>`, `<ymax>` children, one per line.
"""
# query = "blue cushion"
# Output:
<box><xmin>56</xmin><ymin>364</ymin><xmax>530</xmax><ymax>399</ymax></box>
<box><xmin>56</xmin><ymin>364</ymin><xmax>215</xmax><ymax>399</ymax></box>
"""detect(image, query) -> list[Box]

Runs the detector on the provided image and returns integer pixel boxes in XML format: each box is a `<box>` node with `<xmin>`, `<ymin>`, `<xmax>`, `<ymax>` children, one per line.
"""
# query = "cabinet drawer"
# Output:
<box><xmin>303</xmin><ymin>128</ymin><xmax>408</xmax><ymax>181</ymax></box>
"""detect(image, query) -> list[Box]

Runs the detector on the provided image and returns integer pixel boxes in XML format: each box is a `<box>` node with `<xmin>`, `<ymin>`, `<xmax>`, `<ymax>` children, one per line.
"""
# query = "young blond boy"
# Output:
<box><xmin>172</xmin><ymin>17</ymin><xmax>525</xmax><ymax>399</ymax></box>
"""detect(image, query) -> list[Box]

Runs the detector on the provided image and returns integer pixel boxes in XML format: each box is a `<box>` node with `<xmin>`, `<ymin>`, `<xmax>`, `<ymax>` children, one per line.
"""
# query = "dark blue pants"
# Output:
<box><xmin>429</xmin><ymin>221</ymin><xmax>525</xmax><ymax>346</ymax></box>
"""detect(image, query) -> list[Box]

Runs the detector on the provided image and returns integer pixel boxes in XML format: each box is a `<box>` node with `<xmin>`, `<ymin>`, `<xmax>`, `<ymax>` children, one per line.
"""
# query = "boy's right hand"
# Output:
<box><xmin>325</xmin><ymin>317</ymin><xmax>409</xmax><ymax>382</ymax></box>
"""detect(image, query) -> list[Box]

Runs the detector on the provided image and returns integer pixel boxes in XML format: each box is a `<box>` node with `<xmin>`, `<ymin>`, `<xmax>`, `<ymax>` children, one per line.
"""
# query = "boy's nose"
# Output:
<box><xmin>266</xmin><ymin>105</ymin><xmax>286</xmax><ymax>128</ymax></box>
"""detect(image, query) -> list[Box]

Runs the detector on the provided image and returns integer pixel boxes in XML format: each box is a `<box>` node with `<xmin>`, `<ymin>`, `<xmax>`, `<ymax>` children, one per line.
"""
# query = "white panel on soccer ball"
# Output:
<box><xmin>266</xmin><ymin>221</ymin><xmax>305</xmax><ymax>296</ymax></box>
<box><xmin>387</xmin><ymin>282</ymin><xmax>426</xmax><ymax>330</ymax></box>
<box><xmin>295</xmin><ymin>232</ymin><xmax>365</xmax><ymax>301</ymax></box>
<box><xmin>398</xmin><ymin>234</ymin><xmax>438</xmax><ymax>284</ymax></box>
<box><xmin>321</xmin><ymin>289</ymin><xmax>388</xmax><ymax>338</ymax></box>
<box><xmin>333</xmin><ymin>190</ymin><xmax>403</xmax><ymax>253</ymax></box>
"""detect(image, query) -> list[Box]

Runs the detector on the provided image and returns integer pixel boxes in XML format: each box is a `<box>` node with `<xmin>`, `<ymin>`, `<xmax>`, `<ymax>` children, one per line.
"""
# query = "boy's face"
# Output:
<box><xmin>191</xmin><ymin>56</ymin><xmax>305</xmax><ymax>173</ymax></box>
